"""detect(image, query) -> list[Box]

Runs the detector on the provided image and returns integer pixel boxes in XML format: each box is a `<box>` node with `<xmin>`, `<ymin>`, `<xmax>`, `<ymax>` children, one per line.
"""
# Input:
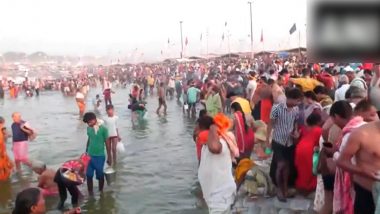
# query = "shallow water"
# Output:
<box><xmin>0</xmin><ymin>87</ymin><xmax>207</xmax><ymax>214</ymax></box>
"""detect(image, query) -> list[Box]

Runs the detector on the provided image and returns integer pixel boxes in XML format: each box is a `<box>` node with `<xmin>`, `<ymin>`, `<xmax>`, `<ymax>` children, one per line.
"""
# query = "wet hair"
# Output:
<box><xmin>330</xmin><ymin>100</ymin><xmax>353</xmax><ymax>119</ymax></box>
<box><xmin>279</xmin><ymin>68</ymin><xmax>288</xmax><ymax>75</ymax></box>
<box><xmin>260</xmin><ymin>76</ymin><xmax>268</xmax><ymax>83</ymax></box>
<box><xmin>198</xmin><ymin>109</ymin><xmax>207</xmax><ymax>118</ymax></box>
<box><xmin>230</xmin><ymin>102</ymin><xmax>248</xmax><ymax>132</ymax></box>
<box><xmin>267</xmin><ymin>79</ymin><xmax>275</xmax><ymax>85</ymax></box>
<box><xmin>95</xmin><ymin>94</ymin><xmax>100</xmax><ymax>98</ymax></box>
<box><xmin>354</xmin><ymin>99</ymin><xmax>374</xmax><ymax>113</ymax></box>
<box><xmin>285</xmin><ymin>87</ymin><xmax>303</xmax><ymax>100</ymax></box>
<box><xmin>83</xmin><ymin>112</ymin><xmax>97</xmax><ymax>123</ymax></box>
<box><xmin>304</xmin><ymin>91</ymin><xmax>318</xmax><ymax>101</ymax></box>
<box><xmin>12</xmin><ymin>188</ymin><xmax>41</xmax><ymax>214</ymax></box>
<box><xmin>106</xmin><ymin>104</ymin><xmax>114</xmax><ymax>111</ymax></box>
<box><xmin>198</xmin><ymin>115</ymin><xmax>214</xmax><ymax>130</ymax></box>
<box><xmin>306</xmin><ymin>113</ymin><xmax>322</xmax><ymax>126</ymax></box>
<box><xmin>313</xmin><ymin>85</ymin><xmax>328</xmax><ymax>95</ymax></box>
<box><xmin>364</xmin><ymin>69</ymin><xmax>372</xmax><ymax>76</ymax></box>
<box><xmin>302</xmin><ymin>68</ymin><xmax>311</xmax><ymax>76</ymax></box>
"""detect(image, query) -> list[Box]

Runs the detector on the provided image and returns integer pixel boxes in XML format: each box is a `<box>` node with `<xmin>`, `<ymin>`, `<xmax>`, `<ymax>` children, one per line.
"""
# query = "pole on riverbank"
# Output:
<box><xmin>248</xmin><ymin>1</ymin><xmax>254</xmax><ymax>59</ymax></box>
<box><xmin>180</xmin><ymin>21</ymin><xmax>184</xmax><ymax>59</ymax></box>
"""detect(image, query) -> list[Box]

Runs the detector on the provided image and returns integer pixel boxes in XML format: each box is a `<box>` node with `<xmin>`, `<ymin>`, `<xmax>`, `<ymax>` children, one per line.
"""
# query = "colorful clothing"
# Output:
<box><xmin>196</xmin><ymin>130</ymin><xmax>208</xmax><ymax>161</ymax></box>
<box><xmin>333</xmin><ymin>116</ymin><xmax>365</xmax><ymax>214</ymax></box>
<box><xmin>0</xmin><ymin>130</ymin><xmax>13</xmax><ymax>181</ymax></box>
<box><xmin>292</xmin><ymin>77</ymin><xmax>321</xmax><ymax>92</ymax></box>
<box><xmin>295</xmin><ymin>126</ymin><xmax>322</xmax><ymax>191</ymax></box>
<box><xmin>233</xmin><ymin>112</ymin><xmax>255</xmax><ymax>158</ymax></box>
<box><xmin>187</xmin><ymin>87</ymin><xmax>200</xmax><ymax>104</ymax></box>
<box><xmin>232</xmin><ymin>97</ymin><xmax>252</xmax><ymax>114</ymax></box>
<box><xmin>260</xmin><ymin>98</ymin><xmax>272</xmax><ymax>124</ymax></box>
<box><xmin>206</xmin><ymin>93</ymin><xmax>222</xmax><ymax>117</ymax></box>
<box><xmin>87</xmin><ymin>125</ymin><xmax>108</xmax><ymax>156</ymax></box>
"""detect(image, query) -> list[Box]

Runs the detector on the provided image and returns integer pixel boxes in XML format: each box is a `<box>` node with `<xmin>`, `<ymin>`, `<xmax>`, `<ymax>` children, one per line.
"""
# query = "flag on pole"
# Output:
<box><xmin>260</xmin><ymin>28</ymin><xmax>263</xmax><ymax>42</ymax></box>
<box><xmin>185</xmin><ymin>37</ymin><xmax>188</xmax><ymax>46</ymax></box>
<box><xmin>289</xmin><ymin>23</ymin><xmax>297</xmax><ymax>35</ymax></box>
<box><xmin>200</xmin><ymin>33</ymin><xmax>202</xmax><ymax>41</ymax></box>
<box><xmin>222</xmin><ymin>33</ymin><xmax>225</xmax><ymax>41</ymax></box>
<box><xmin>225</xmin><ymin>21</ymin><xmax>227</xmax><ymax>27</ymax></box>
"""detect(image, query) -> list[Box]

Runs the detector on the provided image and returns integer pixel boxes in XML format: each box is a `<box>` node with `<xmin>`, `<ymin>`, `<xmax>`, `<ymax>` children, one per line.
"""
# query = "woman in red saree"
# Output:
<box><xmin>294</xmin><ymin>113</ymin><xmax>322</xmax><ymax>192</ymax></box>
<box><xmin>231</xmin><ymin>102</ymin><xmax>255</xmax><ymax>160</ymax></box>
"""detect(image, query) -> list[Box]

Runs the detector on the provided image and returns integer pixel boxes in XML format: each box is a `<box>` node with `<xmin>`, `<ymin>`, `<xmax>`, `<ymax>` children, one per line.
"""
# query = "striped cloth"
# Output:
<box><xmin>270</xmin><ymin>103</ymin><xmax>299</xmax><ymax>146</ymax></box>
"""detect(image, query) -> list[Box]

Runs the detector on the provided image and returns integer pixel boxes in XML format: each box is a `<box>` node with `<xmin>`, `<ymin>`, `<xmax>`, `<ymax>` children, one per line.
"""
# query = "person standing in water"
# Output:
<box><xmin>156</xmin><ymin>82</ymin><xmax>167</xmax><ymax>115</ymax></box>
<box><xmin>75</xmin><ymin>89</ymin><xmax>86</xmax><ymax>118</ymax></box>
<box><xmin>83</xmin><ymin>112</ymin><xmax>109</xmax><ymax>195</ymax></box>
<box><xmin>0</xmin><ymin>116</ymin><xmax>13</xmax><ymax>181</ymax></box>
<box><xmin>11</xmin><ymin>112</ymin><xmax>33</xmax><ymax>173</ymax></box>
<box><xmin>103</xmin><ymin>105</ymin><xmax>120</xmax><ymax>167</ymax></box>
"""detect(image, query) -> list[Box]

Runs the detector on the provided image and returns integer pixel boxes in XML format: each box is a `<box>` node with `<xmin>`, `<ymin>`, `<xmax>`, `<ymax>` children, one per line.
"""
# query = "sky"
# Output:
<box><xmin>0</xmin><ymin>0</ymin><xmax>307</xmax><ymax>61</ymax></box>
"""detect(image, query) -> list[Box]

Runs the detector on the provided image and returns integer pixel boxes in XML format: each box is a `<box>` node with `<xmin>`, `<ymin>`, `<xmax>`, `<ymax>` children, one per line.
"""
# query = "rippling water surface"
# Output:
<box><xmin>0</xmin><ymin>86</ymin><xmax>207</xmax><ymax>214</ymax></box>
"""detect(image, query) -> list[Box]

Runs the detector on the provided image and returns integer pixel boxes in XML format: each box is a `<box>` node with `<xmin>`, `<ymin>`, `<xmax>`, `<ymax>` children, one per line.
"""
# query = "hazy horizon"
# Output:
<box><xmin>0</xmin><ymin>0</ymin><xmax>307</xmax><ymax>61</ymax></box>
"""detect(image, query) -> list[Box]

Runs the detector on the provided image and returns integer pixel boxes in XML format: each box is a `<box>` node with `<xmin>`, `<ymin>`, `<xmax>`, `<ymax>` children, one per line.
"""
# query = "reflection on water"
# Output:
<box><xmin>0</xmin><ymin>87</ymin><xmax>207</xmax><ymax>214</ymax></box>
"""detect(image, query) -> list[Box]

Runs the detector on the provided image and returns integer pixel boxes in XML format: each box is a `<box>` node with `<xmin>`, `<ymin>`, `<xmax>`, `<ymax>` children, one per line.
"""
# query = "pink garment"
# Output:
<box><xmin>333</xmin><ymin>116</ymin><xmax>364</xmax><ymax>214</ymax></box>
<box><xmin>12</xmin><ymin>141</ymin><xmax>29</xmax><ymax>162</ymax></box>
<box><xmin>41</xmin><ymin>188</ymin><xmax>58</xmax><ymax>196</ymax></box>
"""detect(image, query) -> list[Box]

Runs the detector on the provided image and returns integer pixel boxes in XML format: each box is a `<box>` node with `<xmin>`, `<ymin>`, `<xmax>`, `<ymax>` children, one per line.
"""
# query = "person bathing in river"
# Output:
<box><xmin>93</xmin><ymin>94</ymin><xmax>102</xmax><ymax>113</ymax></box>
<box><xmin>54</xmin><ymin>158</ymin><xmax>87</xmax><ymax>211</ymax></box>
<box><xmin>103</xmin><ymin>105</ymin><xmax>120</xmax><ymax>167</ymax></box>
<box><xmin>83</xmin><ymin>112</ymin><xmax>109</xmax><ymax>196</ymax></box>
<box><xmin>11</xmin><ymin>112</ymin><xmax>34</xmax><ymax>173</ymax></box>
<box><xmin>156</xmin><ymin>82</ymin><xmax>167</xmax><ymax>115</ymax></box>
<box><xmin>33</xmin><ymin>164</ymin><xmax>58</xmax><ymax>196</ymax></box>
<box><xmin>75</xmin><ymin>89</ymin><xmax>86</xmax><ymax>118</ymax></box>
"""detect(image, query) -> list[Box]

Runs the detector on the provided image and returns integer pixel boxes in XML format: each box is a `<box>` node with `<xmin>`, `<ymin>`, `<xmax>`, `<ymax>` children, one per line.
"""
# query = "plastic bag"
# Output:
<box><xmin>184</xmin><ymin>104</ymin><xmax>189</xmax><ymax>110</ymax></box>
<box><xmin>312</xmin><ymin>150</ymin><xmax>319</xmax><ymax>176</ymax></box>
<box><xmin>143</xmin><ymin>111</ymin><xmax>148</xmax><ymax>119</ymax></box>
<box><xmin>116</xmin><ymin>141</ymin><xmax>125</xmax><ymax>154</ymax></box>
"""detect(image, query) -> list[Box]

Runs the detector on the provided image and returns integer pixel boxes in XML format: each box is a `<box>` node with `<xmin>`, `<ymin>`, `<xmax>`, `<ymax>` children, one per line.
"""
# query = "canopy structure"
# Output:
<box><xmin>219</xmin><ymin>53</ymin><xmax>240</xmax><ymax>58</ymax></box>
<box><xmin>277</xmin><ymin>51</ymin><xmax>290</xmax><ymax>58</ymax></box>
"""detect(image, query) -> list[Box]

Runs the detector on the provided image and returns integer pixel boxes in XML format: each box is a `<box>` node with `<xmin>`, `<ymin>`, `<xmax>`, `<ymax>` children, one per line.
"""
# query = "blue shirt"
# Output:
<box><xmin>12</xmin><ymin>121</ymin><xmax>28</xmax><ymax>142</ymax></box>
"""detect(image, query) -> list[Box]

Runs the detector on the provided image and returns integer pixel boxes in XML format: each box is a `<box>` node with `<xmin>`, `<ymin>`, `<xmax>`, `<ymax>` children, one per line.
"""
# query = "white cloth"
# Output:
<box><xmin>334</xmin><ymin>84</ymin><xmax>350</xmax><ymax>101</ymax></box>
<box><xmin>168</xmin><ymin>79</ymin><xmax>175</xmax><ymax>88</ymax></box>
<box><xmin>246</xmin><ymin>80</ymin><xmax>257</xmax><ymax>100</ymax></box>
<box><xmin>198</xmin><ymin>138</ymin><xmax>236</xmax><ymax>213</ymax></box>
<box><xmin>75</xmin><ymin>92</ymin><xmax>84</xmax><ymax>99</ymax></box>
<box><xmin>103</xmin><ymin>116</ymin><xmax>119</xmax><ymax>137</ymax></box>
<box><xmin>350</xmin><ymin>78</ymin><xmax>367</xmax><ymax>90</ymax></box>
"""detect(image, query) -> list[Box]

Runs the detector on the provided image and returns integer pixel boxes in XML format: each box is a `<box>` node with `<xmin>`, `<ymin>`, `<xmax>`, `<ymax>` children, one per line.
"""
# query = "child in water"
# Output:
<box><xmin>103</xmin><ymin>105</ymin><xmax>120</xmax><ymax>167</ymax></box>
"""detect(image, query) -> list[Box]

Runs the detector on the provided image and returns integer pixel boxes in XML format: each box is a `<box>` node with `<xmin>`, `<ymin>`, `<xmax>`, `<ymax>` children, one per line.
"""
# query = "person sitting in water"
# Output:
<box><xmin>33</xmin><ymin>163</ymin><xmax>59</xmax><ymax>196</ymax></box>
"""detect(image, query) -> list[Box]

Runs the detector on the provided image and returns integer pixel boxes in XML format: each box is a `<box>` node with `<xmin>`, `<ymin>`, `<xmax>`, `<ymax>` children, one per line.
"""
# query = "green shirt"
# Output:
<box><xmin>87</xmin><ymin>125</ymin><xmax>108</xmax><ymax>156</ymax></box>
<box><xmin>206</xmin><ymin>93</ymin><xmax>222</xmax><ymax>117</ymax></box>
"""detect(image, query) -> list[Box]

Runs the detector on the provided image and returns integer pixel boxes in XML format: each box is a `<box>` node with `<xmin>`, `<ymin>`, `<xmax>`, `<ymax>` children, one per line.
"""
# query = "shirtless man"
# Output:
<box><xmin>33</xmin><ymin>164</ymin><xmax>58</xmax><ymax>196</ymax></box>
<box><xmin>156</xmin><ymin>82</ymin><xmax>167</xmax><ymax>115</ymax></box>
<box><xmin>336</xmin><ymin>121</ymin><xmax>380</xmax><ymax>214</ymax></box>
<box><xmin>269</xmin><ymin>77</ymin><xmax>286</xmax><ymax>104</ymax></box>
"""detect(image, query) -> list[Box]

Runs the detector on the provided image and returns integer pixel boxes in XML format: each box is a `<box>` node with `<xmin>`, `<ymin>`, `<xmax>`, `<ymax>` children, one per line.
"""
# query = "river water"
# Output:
<box><xmin>0</xmin><ymin>86</ymin><xmax>207</xmax><ymax>214</ymax></box>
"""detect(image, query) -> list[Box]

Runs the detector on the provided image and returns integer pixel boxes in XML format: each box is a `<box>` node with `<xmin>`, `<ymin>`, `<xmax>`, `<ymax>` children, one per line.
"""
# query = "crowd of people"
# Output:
<box><xmin>1</xmin><ymin>54</ymin><xmax>380</xmax><ymax>214</ymax></box>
